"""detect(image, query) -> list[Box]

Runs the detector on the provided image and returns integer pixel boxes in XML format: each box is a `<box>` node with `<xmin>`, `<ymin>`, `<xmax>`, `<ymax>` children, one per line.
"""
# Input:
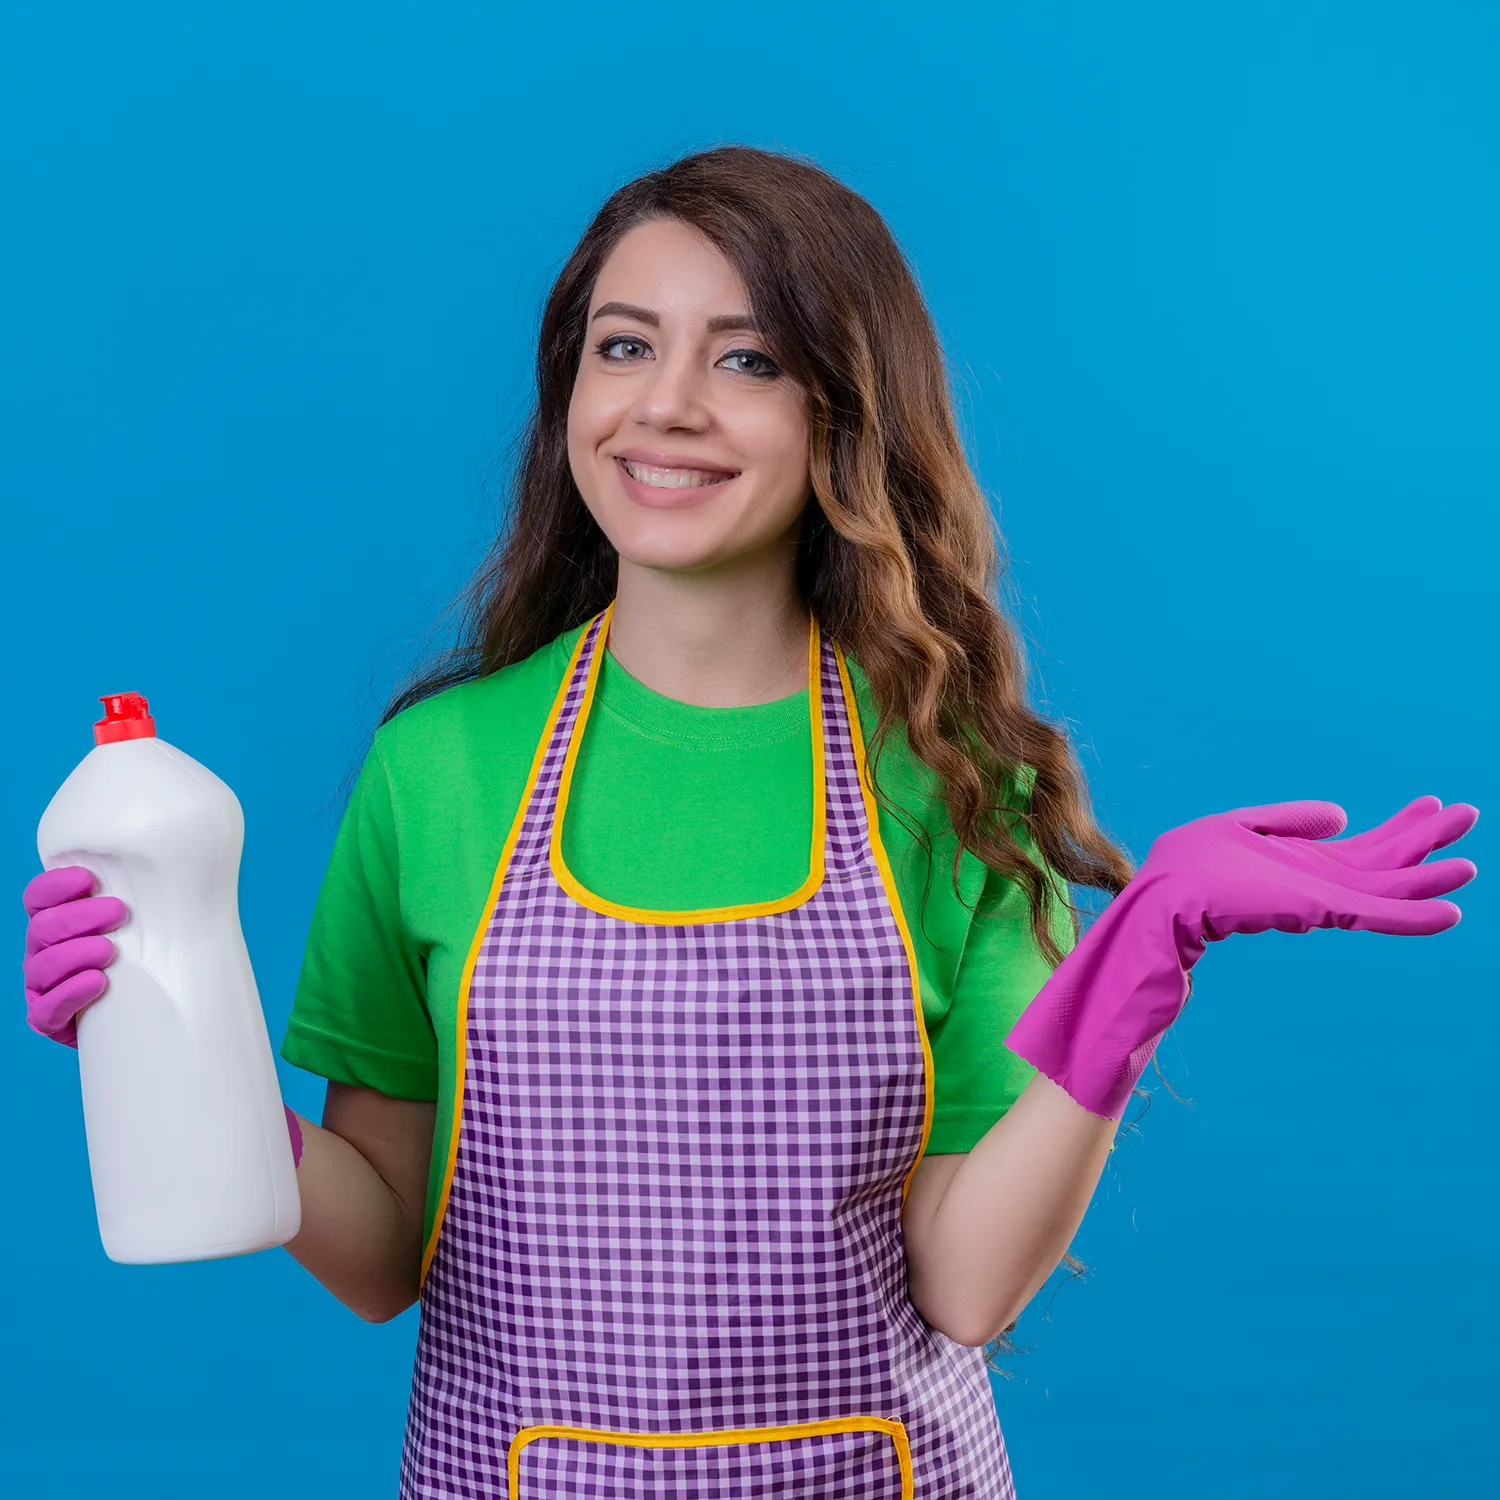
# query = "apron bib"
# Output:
<box><xmin>398</xmin><ymin>605</ymin><xmax>1017</xmax><ymax>1499</ymax></box>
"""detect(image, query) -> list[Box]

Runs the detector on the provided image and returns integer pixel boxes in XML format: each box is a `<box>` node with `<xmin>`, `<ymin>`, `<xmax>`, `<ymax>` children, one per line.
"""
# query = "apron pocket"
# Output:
<box><xmin>509</xmin><ymin>1415</ymin><xmax>913</xmax><ymax>1499</ymax></box>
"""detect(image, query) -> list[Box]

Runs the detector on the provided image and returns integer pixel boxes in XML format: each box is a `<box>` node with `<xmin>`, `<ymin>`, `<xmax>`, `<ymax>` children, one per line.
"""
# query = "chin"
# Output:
<box><xmin>611</xmin><ymin>539</ymin><xmax>741</xmax><ymax>575</ymax></box>
<box><xmin>596</xmin><ymin>511</ymin><xmax>738</xmax><ymax>574</ymax></box>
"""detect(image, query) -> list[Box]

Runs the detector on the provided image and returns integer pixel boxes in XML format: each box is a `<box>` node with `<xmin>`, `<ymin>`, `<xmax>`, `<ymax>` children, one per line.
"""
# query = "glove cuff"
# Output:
<box><xmin>1005</xmin><ymin>873</ymin><xmax>1192</xmax><ymax>1119</ymax></box>
<box><xmin>284</xmin><ymin>1104</ymin><xmax>304</xmax><ymax>1168</ymax></box>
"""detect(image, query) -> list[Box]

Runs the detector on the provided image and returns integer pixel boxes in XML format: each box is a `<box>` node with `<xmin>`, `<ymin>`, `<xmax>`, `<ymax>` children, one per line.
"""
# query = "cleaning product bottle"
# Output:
<box><xmin>36</xmin><ymin>692</ymin><xmax>301</xmax><ymax>1264</ymax></box>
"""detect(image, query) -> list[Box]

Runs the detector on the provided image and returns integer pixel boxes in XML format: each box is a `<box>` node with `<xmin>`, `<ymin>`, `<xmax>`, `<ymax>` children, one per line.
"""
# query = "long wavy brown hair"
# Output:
<box><xmin>382</xmin><ymin>144</ymin><xmax>1184</xmax><ymax>1367</ymax></box>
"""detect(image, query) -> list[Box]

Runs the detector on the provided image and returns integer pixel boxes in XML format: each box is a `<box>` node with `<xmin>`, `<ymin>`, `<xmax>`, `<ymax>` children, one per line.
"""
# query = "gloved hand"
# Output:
<box><xmin>1005</xmin><ymin>795</ymin><xmax>1480</xmax><ymax>1119</ymax></box>
<box><xmin>23</xmin><ymin>864</ymin><xmax>306</xmax><ymax>1167</ymax></box>
<box><xmin>23</xmin><ymin>865</ymin><xmax>126</xmax><ymax>1048</ymax></box>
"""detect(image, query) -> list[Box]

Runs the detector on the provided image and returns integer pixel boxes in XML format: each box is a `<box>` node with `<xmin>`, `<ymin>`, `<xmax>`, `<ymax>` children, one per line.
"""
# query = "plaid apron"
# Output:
<box><xmin>398</xmin><ymin>605</ymin><xmax>1017</xmax><ymax>1499</ymax></box>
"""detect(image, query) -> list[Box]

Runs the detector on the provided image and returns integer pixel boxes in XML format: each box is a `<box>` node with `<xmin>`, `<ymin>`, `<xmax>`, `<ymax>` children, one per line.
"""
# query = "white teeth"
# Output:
<box><xmin>621</xmin><ymin>460</ymin><xmax>734</xmax><ymax>489</ymax></box>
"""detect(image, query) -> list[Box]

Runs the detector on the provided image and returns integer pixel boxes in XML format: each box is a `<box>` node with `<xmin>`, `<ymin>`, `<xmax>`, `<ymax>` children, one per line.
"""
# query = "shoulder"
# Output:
<box><xmin>839</xmin><ymin>646</ymin><xmax>1035</xmax><ymax>813</ymax></box>
<box><xmin>838</xmin><ymin>644</ymin><xmax>1041</xmax><ymax>908</ymax></box>
<box><xmin>838</xmin><ymin>648</ymin><xmax>940</xmax><ymax>810</ymax></box>
<box><xmin>370</xmin><ymin>623</ymin><xmax>587</xmax><ymax>792</ymax></box>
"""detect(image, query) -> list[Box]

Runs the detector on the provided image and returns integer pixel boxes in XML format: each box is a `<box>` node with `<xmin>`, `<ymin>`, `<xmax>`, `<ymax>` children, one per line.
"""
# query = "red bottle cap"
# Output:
<box><xmin>94</xmin><ymin>692</ymin><xmax>158</xmax><ymax>745</ymax></box>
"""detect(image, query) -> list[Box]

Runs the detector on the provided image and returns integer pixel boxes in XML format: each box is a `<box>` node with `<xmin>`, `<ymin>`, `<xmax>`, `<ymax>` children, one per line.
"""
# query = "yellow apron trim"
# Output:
<box><xmin>508</xmin><ymin>1416</ymin><xmax>914</xmax><ymax>1500</ymax></box>
<box><xmin>419</xmin><ymin>613</ymin><xmax>601</xmax><ymax>1287</ymax></box>
<box><xmin>834</xmin><ymin>646</ymin><xmax>936</xmax><ymax>1210</ymax></box>
<box><xmin>549</xmin><ymin>600</ymin><xmax>828</xmax><ymax>926</ymax></box>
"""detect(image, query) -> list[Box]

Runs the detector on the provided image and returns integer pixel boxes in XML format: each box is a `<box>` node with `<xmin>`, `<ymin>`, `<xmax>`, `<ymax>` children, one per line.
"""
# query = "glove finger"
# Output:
<box><xmin>1316</xmin><ymin>796</ymin><xmax>1442</xmax><ymax>868</ymax></box>
<box><xmin>27</xmin><ymin>969</ymin><xmax>108</xmax><ymax>1041</ymax></box>
<box><xmin>1354</xmin><ymin>857</ymin><xmax>1478</xmax><ymax>902</ymax></box>
<box><xmin>1228</xmin><ymin>800</ymin><xmax>1348</xmax><ymax>840</ymax></box>
<box><xmin>1271</xmin><ymin>839</ymin><xmax>1479</xmax><ymax>900</ymax></box>
<box><xmin>1332</xmin><ymin>888</ymin><xmax>1463</xmax><ymax>936</ymax></box>
<box><xmin>23</xmin><ymin>935</ymin><xmax>118</xmax><ymax>994</ymax></box>
<box><xmin>26</xmin><ymin>896</ymin><xmax>128</xmax><ymax>955</ymax></box>
<box><xmin>26</xmin><ymin>1005</ymin><xmax>79</xmax><ymax>1048</ymax></box>
<box><xmin>22</xmin><ymin>865</ymin><xmax>98</xmax><ymax>917</ymax></box>
<box><xmin>1414</xmin><ymin>801</ymin><xmax>1480</xmax><ymax>854</ymax></box>
<box><xmin>1333</xmin><ymin>801</ymin><xmax>1481</xmax><ymax>871</ymax></box>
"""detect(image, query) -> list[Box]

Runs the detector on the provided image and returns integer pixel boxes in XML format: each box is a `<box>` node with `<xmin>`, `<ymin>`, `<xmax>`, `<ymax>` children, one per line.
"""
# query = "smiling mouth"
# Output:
<box><xmin>616</xmin><ymin>457</ymin><xmax>739</xmax><ymax>490</ymax></box>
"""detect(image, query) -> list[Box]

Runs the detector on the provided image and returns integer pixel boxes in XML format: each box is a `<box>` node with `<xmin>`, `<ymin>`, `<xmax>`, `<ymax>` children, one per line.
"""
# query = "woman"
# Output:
<box><xmin>23</xmin><ymin>146</ymin><xmax>1478</xmax><ymax>1498</ymax></box>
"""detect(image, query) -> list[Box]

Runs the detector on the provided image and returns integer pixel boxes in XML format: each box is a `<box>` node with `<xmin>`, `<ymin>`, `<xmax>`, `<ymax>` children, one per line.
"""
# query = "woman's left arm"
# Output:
<box><xmin>903</xmin><ymin>793</ymin><xmax>1479</xmax><ymax>1347</ymax></box>
<box><xmin>902</xmin><ymin>1072</ymin><xmax>1118</xmax><ymax>1347</ymax></box>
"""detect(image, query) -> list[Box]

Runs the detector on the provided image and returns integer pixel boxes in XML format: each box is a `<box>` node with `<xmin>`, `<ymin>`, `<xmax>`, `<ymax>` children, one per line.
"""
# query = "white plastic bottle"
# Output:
<box><xmin>36</xmin><ymin>692</ymin><xmax>301</xmax><ymax>1264</ymax></box>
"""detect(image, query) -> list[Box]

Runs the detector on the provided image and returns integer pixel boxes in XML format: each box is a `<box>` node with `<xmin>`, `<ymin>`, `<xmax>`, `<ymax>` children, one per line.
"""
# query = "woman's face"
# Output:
<box><xmin>567</xmin><ymin>217</ymin><xmax>812</xmax><ymax>577</ymax></box>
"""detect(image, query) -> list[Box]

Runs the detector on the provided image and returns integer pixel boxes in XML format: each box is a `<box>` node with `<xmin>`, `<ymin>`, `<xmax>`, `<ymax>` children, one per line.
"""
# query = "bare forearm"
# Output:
<box><xmin>282</xmin><ymin>1112</ymin><xmax>424</xmax><ymax>1323</ymax></box>
<box><xmin>908</xmin><ymin>1072</ymin><xmax>1119</xmax><ymax>1346</ymax></box>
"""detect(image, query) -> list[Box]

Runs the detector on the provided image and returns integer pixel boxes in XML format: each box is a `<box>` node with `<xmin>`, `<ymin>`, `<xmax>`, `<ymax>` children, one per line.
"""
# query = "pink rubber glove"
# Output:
<box><xmin>23</xmin><ymin>865</ymin><xmax>305</xmax><ymax>1166</ymax></box>
<box><xmin>23</xmin><ymin>865</ymin><xmax>126</xmax><ymax>1048</ymax></box>
<box><xmin>1006</xmin><ymin>795</ymin><xmax>1480</xmax><ymax>1119</ymax></box>
<box><xmin>285</xmin><ymin>1106</ymin><xmax>304</xmax><ymax>1167</ymax></box>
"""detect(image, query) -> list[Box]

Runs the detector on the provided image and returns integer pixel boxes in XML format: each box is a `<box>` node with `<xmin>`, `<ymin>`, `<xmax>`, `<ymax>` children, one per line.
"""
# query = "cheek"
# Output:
<box><xmin>564</xmin><ymin>411</ymin><xmax>587</xmax><ymax>498</ymax></box>
<box><xmin>566</xmin><ymin>376</ymin><xmax>594</xmax><ymax>449</ymax></box>
<box><xmin>566</xmin><ymin>380</ymin><xmax>612</xmax><ymax>491</ymax></box>
<box><xmin>744</xmin><ymin>401</ymin><xmax>811</xmax><ymax>498</ymax></box>
<box><xmin>568</xmin><ymin>365</ymin><xmax>620</xmax><ymax>441</ymax></box>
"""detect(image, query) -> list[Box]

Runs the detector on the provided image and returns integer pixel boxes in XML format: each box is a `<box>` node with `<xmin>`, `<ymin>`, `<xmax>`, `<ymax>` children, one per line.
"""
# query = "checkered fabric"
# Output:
<box><xmin>398</xmin><ymin>612</ymin><xmax>1017</xmax><ymax>1499</ymax></box>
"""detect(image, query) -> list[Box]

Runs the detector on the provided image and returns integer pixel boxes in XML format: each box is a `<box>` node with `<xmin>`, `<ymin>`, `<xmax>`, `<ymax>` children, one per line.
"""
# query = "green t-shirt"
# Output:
<box><xmin>280</xmin><ymin>621</ymin><xmax>1075</xmax><ymax>1249</ymax></box>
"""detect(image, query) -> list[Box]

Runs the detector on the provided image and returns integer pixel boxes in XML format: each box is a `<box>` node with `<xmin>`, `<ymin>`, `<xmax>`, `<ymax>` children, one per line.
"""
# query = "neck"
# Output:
<box><xmin>607</xmin><ymin>555</ymin><xmax>810</xmax><ymax>708</ymax></box>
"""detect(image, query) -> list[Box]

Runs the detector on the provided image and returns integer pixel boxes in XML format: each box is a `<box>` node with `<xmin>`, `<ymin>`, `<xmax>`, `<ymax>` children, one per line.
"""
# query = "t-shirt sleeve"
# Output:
<box><xmin>923</xmin><ymin>839</ymin><xmax>1078</xmax><ymax>1154</ymax></box>
<box><xmin>279</xmin><ymin>740</ymin><xmax>440</xmax><ymax>1101</ymax></box>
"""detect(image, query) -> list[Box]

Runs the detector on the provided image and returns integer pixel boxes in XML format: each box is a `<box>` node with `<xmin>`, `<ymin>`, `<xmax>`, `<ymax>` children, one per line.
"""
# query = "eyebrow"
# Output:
<box><xmin>590</xmin><ymin>300</ymin><xmax>760</xmax><ymax>335</ymax></box>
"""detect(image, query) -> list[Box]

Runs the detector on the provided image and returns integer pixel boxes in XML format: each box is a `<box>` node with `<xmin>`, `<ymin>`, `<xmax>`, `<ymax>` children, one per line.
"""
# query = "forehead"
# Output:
<box><xmin>590</xmin><ymin>219</ymin><xmax>750</xmax><ymax>318</ymax></box>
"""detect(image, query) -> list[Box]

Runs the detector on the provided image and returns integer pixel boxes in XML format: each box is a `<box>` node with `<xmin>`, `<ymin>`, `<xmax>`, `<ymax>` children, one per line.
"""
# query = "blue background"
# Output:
<box><xmin>4</xmin><ymin>3</ymin><xmax>1495</xmax><ymax>1496</ymax></box>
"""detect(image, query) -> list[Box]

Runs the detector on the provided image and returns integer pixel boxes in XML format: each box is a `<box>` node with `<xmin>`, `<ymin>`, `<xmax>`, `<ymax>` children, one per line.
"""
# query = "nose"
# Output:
<box><xmin>628</xmin><ymin>348</ymin><xmax>711</xmax><ymax>431</ymax></box>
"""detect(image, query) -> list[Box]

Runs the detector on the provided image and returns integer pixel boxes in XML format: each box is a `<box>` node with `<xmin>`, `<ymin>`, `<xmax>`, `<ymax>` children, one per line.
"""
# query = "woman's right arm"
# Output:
<box><xmin>24</xmin><ymin>868</ymin><xmax>437</xmax><ymax>1323</ymax></box>
<box><xmin>285</xmin><ymin>1082</ymin><xmax>436</xmax><ymax>1324</ymax></box>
